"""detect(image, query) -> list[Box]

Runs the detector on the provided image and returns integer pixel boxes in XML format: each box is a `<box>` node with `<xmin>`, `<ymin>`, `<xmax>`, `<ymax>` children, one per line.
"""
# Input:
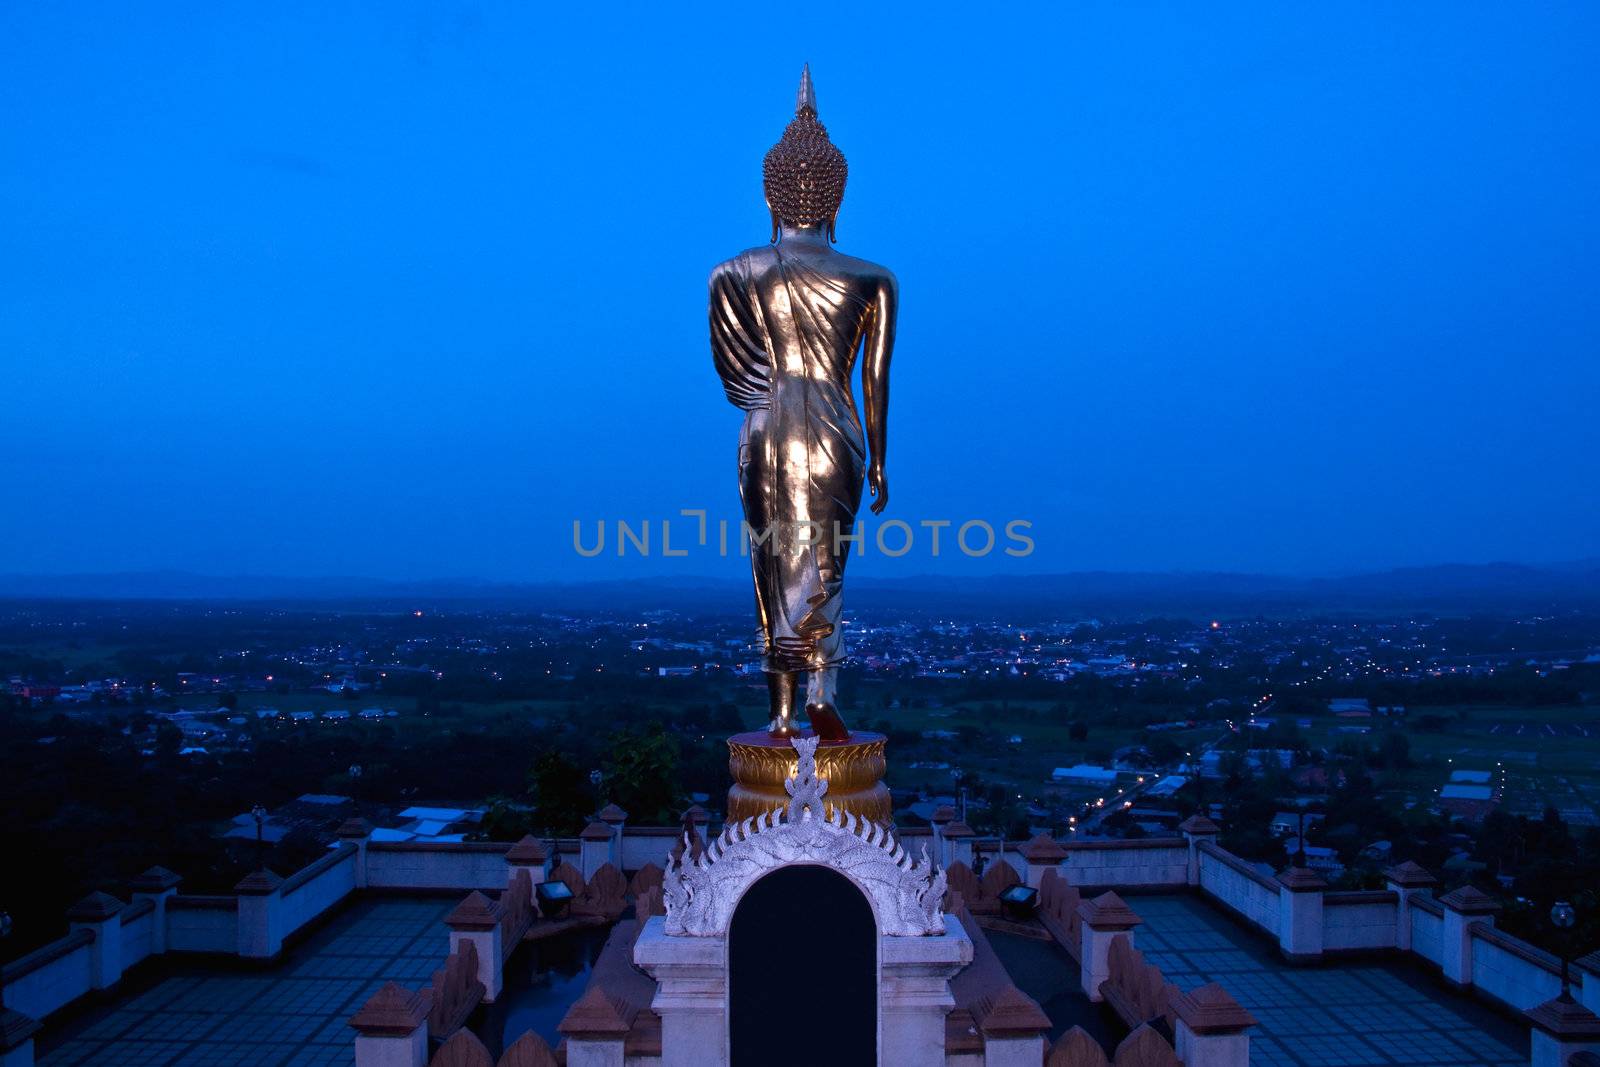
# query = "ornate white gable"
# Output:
<box><xmin>663</xmin><ymin>736</ymin><xmax>947</xmax><ymax>937</ymax></box>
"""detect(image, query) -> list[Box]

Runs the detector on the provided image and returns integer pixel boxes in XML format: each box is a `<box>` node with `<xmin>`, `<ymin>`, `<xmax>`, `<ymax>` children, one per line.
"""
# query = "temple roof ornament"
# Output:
<box><xmin>663</xmin><ymin>736</ymin><xmax>946</xmax><ymax>937</ymax></box>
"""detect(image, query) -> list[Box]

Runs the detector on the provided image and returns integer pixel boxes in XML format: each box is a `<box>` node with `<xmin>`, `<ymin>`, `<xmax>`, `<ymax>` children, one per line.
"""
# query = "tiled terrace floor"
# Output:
<box><xmin>987</xmin><ymin>927</ymin><xmax>1116</xmax><ymax>1046</ymax></box>
<box><xmin>30</xmin><ymin>891</ymin><xmax>1536</xmax><ymax>1067</ymax></box>
<box><xmin>1137</xmin><ymin>895</ymin><xmax>1529</xmax><ymax>1067</ymax></box>
<box><xmin>39</xmin><ymin>897</ymin><xmax>453</xmax><ymax>1067</ymax></box>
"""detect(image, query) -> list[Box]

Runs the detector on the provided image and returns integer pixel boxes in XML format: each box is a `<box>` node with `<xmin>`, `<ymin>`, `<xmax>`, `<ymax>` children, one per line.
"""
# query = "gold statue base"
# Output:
<box><xmin>727</xmin><ymin>729</ymin><xmax>890</xmax><ymax>825</ymax></box>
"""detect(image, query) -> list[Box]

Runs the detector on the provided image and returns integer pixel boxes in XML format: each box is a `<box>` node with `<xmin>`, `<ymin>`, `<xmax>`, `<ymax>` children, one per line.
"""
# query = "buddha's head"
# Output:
<box><xmin>763</xmin><ymin>64</ymin><xmax>847</xmax><ymax>242</ymax></box>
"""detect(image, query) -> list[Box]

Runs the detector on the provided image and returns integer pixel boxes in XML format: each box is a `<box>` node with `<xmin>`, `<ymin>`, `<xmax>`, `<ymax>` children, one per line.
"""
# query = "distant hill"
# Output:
<box><xmin>848</xmin><ymin>562</ymin><xmax>1600</xmax><ymax>616</ymax></box>
<box><xmin>2</xmin><ymin>562</ymin><xmax>1598</xmax><ymax>617</ymax></box>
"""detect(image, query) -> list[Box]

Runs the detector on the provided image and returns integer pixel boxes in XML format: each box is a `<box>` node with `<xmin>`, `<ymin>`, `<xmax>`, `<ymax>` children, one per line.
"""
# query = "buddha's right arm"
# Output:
<box><xmin>709</xmin><ymin>262</ymin><xmax>768</xmax><ymax>410</ymax></box>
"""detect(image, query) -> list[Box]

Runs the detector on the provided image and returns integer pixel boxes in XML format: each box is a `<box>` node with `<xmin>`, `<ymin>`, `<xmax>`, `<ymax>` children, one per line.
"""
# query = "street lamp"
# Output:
<box><xmin>1551</xmin><ymin>900</ymin><xmax>1576</xmax><ymax>1002</ymax></box>
<box><xmin>251</xmin><ymin>803</ymin><xmax>268</xmax><ymax>871</ymax></box>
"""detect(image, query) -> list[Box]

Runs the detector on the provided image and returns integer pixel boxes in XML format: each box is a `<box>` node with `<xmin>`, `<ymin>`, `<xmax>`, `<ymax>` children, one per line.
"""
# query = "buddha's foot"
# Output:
<box><xmin>806</xmin><ymin>702</ymin><xmax>849</xmax><ymax>741</ymax></box>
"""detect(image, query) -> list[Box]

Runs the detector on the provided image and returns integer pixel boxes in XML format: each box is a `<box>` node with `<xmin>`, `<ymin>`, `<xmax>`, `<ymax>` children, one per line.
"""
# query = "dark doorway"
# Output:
<box><xmin>729</xmin><ymin>865</ymin><xmax>876</xmax><ymax>1066</ymax></box>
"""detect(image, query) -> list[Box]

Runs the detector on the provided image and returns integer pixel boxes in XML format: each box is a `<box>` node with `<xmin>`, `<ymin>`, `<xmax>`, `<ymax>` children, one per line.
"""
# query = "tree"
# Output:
<box><xmin>711</xmin><ymin>702</ymin><xmax>744</xmax><ymax>734</ymax></box>
<box><xmin>1069</xmin><ymin>721</ymin><xmax>1089</xmax><ymax>742</ymax></box>
<box><xmin>476</xmin><ymin>795</ymin><xmax>536</xmax><ymax>842</ymax></box>
<box><xmin>528</xmin><ymin>751</ymin><xmax>590</xmax><ymax>836</ymax></box>
<box><xmin>1146</xmin><ymin>735</ymin><xmax>1183</xmax><ymax>765</ymax></box>
<box><xmin>154</xmin><ymin>723</ymin><xmax>183</xmax><ymax>762</ymax></box>
<box><xmin>602</xmin><ymin>724</ymin><xmax>682</xmax><ymax>825</ymax></box>
<box><xmin>1379</xmin><ymin>730</ymin><xmax>1411</xmax><ymax>770</ymax></box>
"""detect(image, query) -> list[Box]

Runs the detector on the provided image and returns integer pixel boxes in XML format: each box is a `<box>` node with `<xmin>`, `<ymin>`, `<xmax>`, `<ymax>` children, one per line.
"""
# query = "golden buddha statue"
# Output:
<box><xmin>709</xmin><ymin>65</ymin><xmax>898</xmax><ymax>742</ymax></box>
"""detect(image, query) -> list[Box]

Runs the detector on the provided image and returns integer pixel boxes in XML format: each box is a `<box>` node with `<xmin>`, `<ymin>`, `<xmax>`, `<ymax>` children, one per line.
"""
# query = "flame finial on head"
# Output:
<box><xmin>796</xmin><ymin>63</ymin><xmax>816</xmax><ymax>117</ymax></box>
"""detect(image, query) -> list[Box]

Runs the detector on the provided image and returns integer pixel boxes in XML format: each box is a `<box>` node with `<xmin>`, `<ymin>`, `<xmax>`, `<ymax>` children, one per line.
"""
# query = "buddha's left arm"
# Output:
<box><xmin>862</xmin><ymin>271</ymin><xmax>897</xmax><ymax>514</ymax></box>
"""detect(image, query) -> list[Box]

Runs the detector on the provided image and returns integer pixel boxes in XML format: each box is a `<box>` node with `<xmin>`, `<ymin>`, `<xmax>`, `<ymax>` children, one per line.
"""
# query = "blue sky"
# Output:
<box><xmin>2</xmin><ymin>3</ymin><xmax>1597</xmax><ymax>581</ymax></box>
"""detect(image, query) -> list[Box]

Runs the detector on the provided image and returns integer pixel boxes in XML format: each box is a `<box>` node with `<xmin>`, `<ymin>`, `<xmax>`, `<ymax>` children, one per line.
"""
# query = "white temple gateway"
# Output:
<box><xmin>3</xmin><ymin>729</ymin><xmax>1599</xmax><ymax>1067</ymax></box>
<box><xmin>642</xmin><ymin>736</ymin><xmax>960</xmax><ymax>1066</ymax></box>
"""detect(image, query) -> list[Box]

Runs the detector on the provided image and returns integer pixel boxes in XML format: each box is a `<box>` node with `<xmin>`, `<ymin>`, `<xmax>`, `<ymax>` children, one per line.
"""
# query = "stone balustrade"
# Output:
<box><xmin>0</xmin><ymin>1008</ymin><xmax>42</xmax><ymax>1067</ymax></box>
<box><xmin>0</xmin><ymin>825</ymin><xmax>598</xmax><ymax>1037</ymax></box>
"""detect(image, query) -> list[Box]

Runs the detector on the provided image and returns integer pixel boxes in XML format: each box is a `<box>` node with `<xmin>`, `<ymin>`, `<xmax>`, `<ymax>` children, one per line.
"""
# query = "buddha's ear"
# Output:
<box><xmin>766</xmin><ymin>201</ymin><xmax>779</xmax><ymax>243</ymax></box>
<box><xmin>826</xmin><ymin>214</ymin><xmax>837</xmax><ymax>244</ymax></box>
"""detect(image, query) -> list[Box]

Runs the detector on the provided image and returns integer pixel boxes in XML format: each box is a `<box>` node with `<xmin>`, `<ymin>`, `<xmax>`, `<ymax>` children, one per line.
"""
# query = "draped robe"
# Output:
<box><xmin>709</xmin><ymin>244</ymin><xmax>878</xmax><ymax>672</ymax></box>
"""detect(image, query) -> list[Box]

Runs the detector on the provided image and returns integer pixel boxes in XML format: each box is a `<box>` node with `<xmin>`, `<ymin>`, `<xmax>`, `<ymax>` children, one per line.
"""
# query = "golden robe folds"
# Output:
<box><xmin>710</xmin><ymin>245</ymin><xmax>884</xmax><ymax>673</ymax></box>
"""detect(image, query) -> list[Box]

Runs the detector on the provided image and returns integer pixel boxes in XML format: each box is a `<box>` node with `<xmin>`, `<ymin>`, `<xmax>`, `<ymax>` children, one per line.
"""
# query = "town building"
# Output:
<box><xmin>1051</xmin><ymin>764</ymin><xmax>1118</xmax><ymax>787</ymax></box>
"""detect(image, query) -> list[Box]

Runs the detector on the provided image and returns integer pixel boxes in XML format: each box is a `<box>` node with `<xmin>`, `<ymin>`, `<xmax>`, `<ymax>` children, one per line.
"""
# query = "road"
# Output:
<box><xmin>1074</xmin><ymin>725</ymin><xmax>1232</xmax><ymax>832</ymax></box>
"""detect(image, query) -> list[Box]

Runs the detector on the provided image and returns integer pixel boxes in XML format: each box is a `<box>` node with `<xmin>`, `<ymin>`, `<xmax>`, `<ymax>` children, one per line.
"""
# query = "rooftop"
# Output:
<box><xmin>38</xmin><ymin>897</ymin><xmax>451</xmax><ymax>1067</ymax></box>
<box><xmin>1134</xmin><ymin>894</ymin><xmax>1528</xmax><ymax>1067</ymax></box>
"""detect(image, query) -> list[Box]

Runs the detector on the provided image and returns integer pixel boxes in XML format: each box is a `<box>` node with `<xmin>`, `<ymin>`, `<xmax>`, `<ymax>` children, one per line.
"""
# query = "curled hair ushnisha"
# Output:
<box><xmin>762</xmin><ymin>65</ymin><xmax>847</xmax><ymax>241</ymax></box>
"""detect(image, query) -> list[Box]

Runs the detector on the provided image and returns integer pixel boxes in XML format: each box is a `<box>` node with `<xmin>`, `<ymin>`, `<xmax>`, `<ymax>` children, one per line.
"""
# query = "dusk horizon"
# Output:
<box><xmin>6</xmin><ymin>555</ymin><xmax>1600</xmax><ymax>585</ymax></box>
<box><xmin>7</xmin><ymin>557</ymin><xmax>1600</xmax><ymax>618</ymax></box>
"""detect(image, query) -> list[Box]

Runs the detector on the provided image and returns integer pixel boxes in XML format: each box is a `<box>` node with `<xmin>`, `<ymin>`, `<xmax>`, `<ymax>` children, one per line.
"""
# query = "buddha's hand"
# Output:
<box><xmin>868</xmin><ymin>461</ymin><xmax>889</xmax><ymax>514</ymax></box>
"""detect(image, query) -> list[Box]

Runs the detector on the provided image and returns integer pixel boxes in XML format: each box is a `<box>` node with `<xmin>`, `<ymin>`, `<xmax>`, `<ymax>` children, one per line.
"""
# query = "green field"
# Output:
<box><xmin>1297</xmin><ymin>704</ymin><xmax>1600</xmax><ymax>826</ymax></box>
<box><xmin>150</xmin><ymin>685</ymin><xmax>1600</xmax><ymax>828</ymax></box>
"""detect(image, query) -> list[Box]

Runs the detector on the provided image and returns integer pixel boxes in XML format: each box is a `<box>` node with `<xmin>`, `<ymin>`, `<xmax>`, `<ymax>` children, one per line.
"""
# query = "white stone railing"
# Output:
<box><xmin>0</xmin><ymin>827</ymin><xmax>559</xmax><ymax>1040</ymax></box>
<box><xmin>1061</xmin><ymin>839</ymin><xmax>1189</xmax><ymax>888</ymax></box>
<box><xmin>1321</xmin><ymin>891</ymin><xmax>1398</xmax><ymax>951</ymax></box>
<box><xmin>619</xmin><ymin>826</ymin><xmax>679</xmax><ymax>872</ymax></box>
<box><xmin>365</xmin><ymin>840</ymin><xmax>513</xmax><ymax>891</ymax></box>
<box><xmin>118</xmin><ymin>898</ymin><xmax>157</xmax><ymax>970</ymax></box>
<box><xmin>1196</xmin><ymin>841</ymin><xmax>1281</xmax><ymax>936</ymax></box>
<box><xmin>0</xmin><ymin>847</ymin><xmax>363</xmax><ymax>1033</ymax></box>
<box><xmin>0</xmin><ymin>929</ymin><xmax>94</xmax><ymax>1022</ymax></box>
<box><xmin>1184</xmin><ymin>834</ymin><xmax>1600</xmax><ymax>1035</ymax></box>
<box><xmin>275</xmin><ymin>844</ymin><xmax>359</xmax><ymax>946</ymax></box>
<box><xmin>165</xmin><ymin>895</ymin><xmax>238</xmax><ymax>952</ymax></box>
<box><xmin>1408</xmin><ymin>893</ymin><xmax>1444</xmax><ymax>965</ymax></box>
<box><xmin>1470</xmin><ymin>923</ymin><xmax>1565</xmax><ymax>1012</ymax></box>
